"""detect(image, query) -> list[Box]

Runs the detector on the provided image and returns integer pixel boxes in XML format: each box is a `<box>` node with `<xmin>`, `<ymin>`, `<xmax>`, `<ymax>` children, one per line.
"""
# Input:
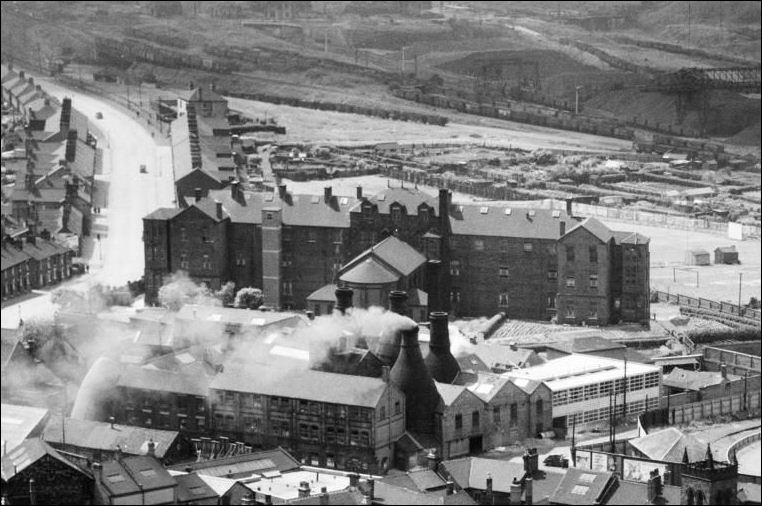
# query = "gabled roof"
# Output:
<box><xmin>168</xmin><ymin>447</ymin><xmax>300</xmax><ymax>478</ymax></box>
<box><xmin>340</xmin><ymin>256</ymin><xmax>399</xmax><ymax>284</ymax></box>
<box><xmin>99</xmin><ymin>455</ymin><xmax>176</xmax><ymax>497</ymax></box>
<box><xmin>19</xmin><ymin>237</ymin><xmax>67</xmax><ymax>261</ymax></box>
<box><xmin>348</xmin><ymin>235</ymin><xmax>427</xmax><ymax>277</ymax></box>
<box><xmin>662</xmin><ymin>368</ymin><xmax>739</xmax><ymax>391</ymax></box>
<box><xmin>1</xmin><ymin>243</ymin><xmax>30</xmax><ymax>270</ymax></box>
<box><xmin>435</xmin><ymin>382</ymin><xmax>470</xmax><ymax>406</ymax></box>
<box><xmin>450</xmin><ymin>205</ymin><xmax>574</xmax><ymax>239</ymax></box>
<box><xmin>143</xmin><ymin>207</ymin><xmax>182</xmax><ymax>220</ymax></box>
<box><xmin>209</xmin><ymin>366</ymin><xmax>391</xmax><ymax>407</ymax></box>
<box><xmin>306</xmin><ymin>283</ymin><xmax>338</xmax><ymax>302</ymax></box>
<box><xmin>628</xmin><ymin>427</ymin><xmax>706</xmax><ymax>463</ymax></box>
<box><xmin>617</xmin><ymin>232</ymin><xmax>650</xmax><ymax>245</ymax></box>
<box><xmin>606</xmin><ymin>480</ymin><xmax>681</xmax><ymax>505</ymax></box>
<box><xmin>549</xmin><ymin>467</ymin><xmax>614</xmax><ymax>505</ymax></box>
<box><xmin>181</xmin><ymin>87</ymin><xmax>227</xmax><ymax>103</ymax></box>
<box><xmin>352</xmin><ymin>187</ymin><xmax>438</xmax><ymax>216</ymax></box>
<box><xmin>1</xmin><ymin>438</ymin><xmax>89</xmax><ymax>482</ymax></box>
<box><xmin>563</xmin><ymin>217</ymin><xmax>613</xmax><ymax>243</ymax></box>
<box><xmin>0</xmin><ymin>404</ymin><xmax>49</xmax><ymax>454</ymax></box>
<box><xmin>464</xmin><ymin>372</ymin><xmax>513</xmax><ymax>403</ymax></box>
<box><xmin>715</xmin><ymin>245</ymin><xmax>738</xmax><ymax>253</ymax></box>
<box><xmin>117</xmin><ymin>363</ymin><xmax>210</xmax><ymax>397</ymax></box>
<box><xmin>42</xmin><ymin>416</ymin><xmax>180</xmax><ymax>459</ymax></box>
<box><xmin>174</xmin><ymin>473</ymin><xmax>219</xmax><ymax>503</ymax></box>
<box><xmin>470</xmin><ymin>343</ymin><xmax>538</xmax><ymax>370</ymax></box>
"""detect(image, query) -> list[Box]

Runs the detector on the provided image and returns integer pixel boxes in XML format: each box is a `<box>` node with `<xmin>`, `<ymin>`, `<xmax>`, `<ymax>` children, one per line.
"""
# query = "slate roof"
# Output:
<box><xmin>1</xmin><ymin>243</ymin><xmax>30</xmax><ymax>269</ymax></box>
<box><xmin>209</xmin><ymin>366</ymin><xmax>389</xmax><ymax>407</ymax></box>
<box><xmin>715</xmin><ymin>246</ymin><xmax>738</xmax><ymax>253</ymax></box>
<box><xmin>628</xmin><ymin>427</ymin><xmax>707</xmax><ymax>463</ymax></box>
<box><xmin>617</xmin><ymin>232</ymin><xmax>650</xmax><ymax>245</ymax></box>
<box><xmin>465</xmin><ymin>372</ymin><xmax>513</xmax><ymax>403</ymax></box>
<box><xmin>662</xmin><ymin>368</ymin><xmax>739</xmax><ymax>391</ymax></box>
<box><xmin>0</xmin><ymin>404</ymin><xmax>49</xmax><ymax>454</ymax></box>
<box><xmin>470</xmin><ymin>343</ymin><xmax>538</xmax><ymax>370</ymax></box>
<box><xmin>353</xmin><ymin>235</ymin><xmax>427</xmax><ymax>277</ymax></box>
<box><xmin>175</xmin><ymin>472</ymin><xmax>219</xmax><ymax>503</ymax></box>
<box><xmin>545</xmin><ymin>336</ymin><xmax>626</xmax><ymax>355</ymax></box>
<box><xmin>19</xmin><ymin>237</ymin><xmax>67</xmax><ymax>261</ymax></box>
<box><xmin>450</xmin><ymin>205</ymin><xmax>574</xmax><ymax>239</ymax></box>
<box><xmin>117</xmin><ymin>364</ymin><xmax>210</xmax><ymax>396</ymax></box>
<box><xmin>42</xmin><ymin>416</ymin><xmax>180</xmax><ymax>459</ymax></box>
<box><xmin>408</xmin><ymin>469</ymin><xmax>448</xmax><ymax>491</ymax></box>
<box><xmin>175</xmin><ymin>304</ymin><xmax>305</xmax><ymax>329</ymax></box>
<box><xmin>563</xmin><ymin>217</ymin><xmax>614</xmax><ymax>243</ymax></box>
<box><xmin>340</xmin><ymin>256</ymin><xmax>399</xmax><ymax>284</ymax></box>
<box><xmin>306</xmin><ymin>283</ymin><xmax>338</xmax><ymax>302</ymax></box>
<box><xmin>435</xmin><ymin>382</ymin><xmax>469</xmax><ymax>406</ymax></box>
<box><xmin>605</xmin><ymin>480</ymin><xmax>681</xmax><ymax>505</ymax></box>
<box><xmin>143</xmin><ymin>207</ymin><xmax>182</xmax><ymax>220</ymax></box>
<box><xmin>99</xmin><ymin>455</ymin><xmax>176</xmax><ymax>496</ymax></box>
<box><xmin>11</xmin><ymin>186</ymin><xmax>67</xmax><ymax>203</ymax></box>
<box><xmin>168</xmin><ymin>447</ymin><xmax>300</xmax><ymax>478</ymax></box>
<box><xmin>549</xmin><ymin>467</ymin><xmax>614</xmax><ymax>505</ymax></box>
<box><xmin>1</xmin><ymin>438</ymin><xmax>88</xmax><ymax>482</ymax></box>
<box><xmin>352</xmin><ymin>187</ymin><xmax>438</xmax><ymax>216</ymax></box>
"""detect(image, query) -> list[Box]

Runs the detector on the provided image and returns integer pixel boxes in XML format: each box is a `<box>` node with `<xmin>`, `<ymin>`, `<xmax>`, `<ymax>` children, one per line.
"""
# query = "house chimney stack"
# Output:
<box><xmin>298</xmin><ymin>481</ymin><xmax>310</xmax><ymax>498</ymax></box>
<box><xmin>319</xmin><ymin>487</ymin><xmax>329</xmax><ymax>505</ymax></box>
<box><xmin>324</xmin><ymin>186</ymin><xmax>332</xmax><ymax>203</ymax></box>
<box><xmin>560</xmin><ymin>221</ymin><xmax>566</xmax><ymax>236</ymax></box>
<box><xmin>216</xmin><ymin>200</ymin><xmax>223</xmax><ymax>219</ymax></box>
<box><xmin>424</xmin><ymin>311</ymin><xmax>460</xmax><ymax>383</ymax></box>
<box><xmin>366</xmin><ymin>479</ymin><xmax>375</xmax><ymax>500</ymax></box>
<box><xmin>526</xmin><ymin>477</ymin><xmax>534</xmax><ymax>505</ymax></box>
<box><xmin>356</xmin><ymin>186</ymin><xmax>363</xmax><ymax>199</ymax></box>
<box><xmin>335</xmin><ymin>286</ymin><xmax>353</xmax><ymax>314</ymax></box>
<box><xmin>566</xmin><ymin>198</ymin><xmax>574</xmax><ymax>217</ymax></box>
<box><xmin>20</xmin><ymin>71</ymin><xmax>26</xmax><ymax>79</ymax></box>
<box><xmin>231</xmin><ymin>180</ymin><xmax>240</xmax><ymax>200</ymax></box>
<box><xmin>28</xmin><ymin>77</ymin><xmax>34</xmax><ymax>86</ymax></box>
<box><xmin>195</xmin><ymin>187</ymin><xmax>202</xmax><ymax>202</ymax></box>
<box><xmin>109</xmin><ymin>416</ymin><xmax>115</xmax><ymax>429</ymax></box>
<box><xmin>486</xmin><ymin>474</ymin><xmax>493</xmax><ymax>495</ymax></box>
<box><xmin>278</xmin><ymin>184</ymin><xmax>287</xmax><ymax>198</ymax></box>
<box><xmin>147</xmin><ymin>439</ymin><xmax>156</xmax><ymax>457</ymax></box>
<box><xmin>389</xmin><ymin>290</ymin><xmax>408</xmax><ymax>316</ymax></box>
<box><xmin>425</xmin><ymin>260</ymin><xmax>441</xmax><ymax>312</ymax></box>
<box><xmin>445</xmin><ymin>481</ymin><xmax>454</xmax><ymax>495</ymax></box>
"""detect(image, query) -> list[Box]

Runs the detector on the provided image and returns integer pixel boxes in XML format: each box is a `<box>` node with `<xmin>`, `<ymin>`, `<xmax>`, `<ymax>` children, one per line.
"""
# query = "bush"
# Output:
<box><xmin>234</xmin><ymin>287</ymin><xmax>264</xmax><ymax>310</ymax></box>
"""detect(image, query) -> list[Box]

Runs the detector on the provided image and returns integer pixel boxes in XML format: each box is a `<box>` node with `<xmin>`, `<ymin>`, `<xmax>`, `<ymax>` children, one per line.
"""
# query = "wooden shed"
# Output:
<box><xmin>685</xmin><ymin>249</ymin><xmax>711</xmax><ymax>266</ymax></box>
<box><xmin>714</xmin><ymin>246</ymin><xmax>739</xmax><ymax>264</ymax></box>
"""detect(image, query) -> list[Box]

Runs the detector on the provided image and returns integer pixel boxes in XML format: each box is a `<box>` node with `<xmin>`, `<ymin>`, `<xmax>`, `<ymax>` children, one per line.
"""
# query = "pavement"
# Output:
<box><xmin>1</xmin><ymin>71</ymin><xmax>176</xmax><ymax>328</ymax></box>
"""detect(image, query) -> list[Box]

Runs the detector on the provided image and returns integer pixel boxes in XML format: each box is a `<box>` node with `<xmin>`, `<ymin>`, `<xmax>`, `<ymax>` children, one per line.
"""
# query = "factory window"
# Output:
<box><xmin>360</xmin><ymin>431</ymin><xmax>370</xmax><ymax>447</ymax></box>
<box><xmin>336</xmin><ymin>427</ymin><xmax>346</xmax><ymax>444</ymax></box>
<box><xmin>600</xmin><ymin>381</ymin><xmax>613</xmax><ymax>397</ymax></box>
<box><xmin>566</xmin><ymin>276</ymin><xmax>576</xmax><ymax>288</ymax></box>
<box><xmin>379</xmin><ymin>406</ymin><xmax>386</xmax><ymax>420</ymax></box>
<box><xmin>332</xmin><ymin>229</ymin><xmax>343</xmax><ymax>245</ymax></box>
<box><xmin>589</xmin><ymin>274</ymin><xmax>599</xmax><ymax>289</ymax></box>
<box><xmin>566</xmin><ymin>246</ymin><xmax>575</xmax><ymax>262</ymax></box>
<box><xmin>394</xmin><ymin>401</ymin><xmax>401</xmax><ymax>415</ymax></box>
<box><xmin>307</xmin><ymin>230</ymin><xmax>317</xmax><ymax>243</ymax></box>
<box><xmin>362</xmin><ymin>204</ymin><xmax>373</xmax><ymax>218</ymax></box>
<box><xmin>553</xmin><ymin>390</ymin><xmax>568</xmax><ymax>406</ymax></box>
<box><xmin>326</xmin><ymin>455</ymin><xmax>336</xmax><ymax>468</ymax></box>
<box><xmin>472</xmin><ymin>411</ymin><xmax>480</xmax><ymax>430</ymax></box>
<box><xmin>300</xmin><ymin>423</ymin><xmax>310</xmax><ymax>440</ymax></box>
<box><xmin>202</xmin><ymin>255</ymin><xmax>211</xmax><ymax>270</ymax></box>
<box><xmin>450</xmin><ymin>289</ymin><xmax>461</xmax><ymax>304</ymax></box>
<box><xmin>510</xmin><ymin>403</ymin><xmax>518</xmax><ymax>426</ymax></box>
<box><xmin>310</xmin><ymin>425</ymin><xmax>320</xmax><ymax>441</ymax></box>
<box><xmin>547</xmin><ymin>269</ymin><xmax>558</xmax><ymax>281</ymax></box>
<box><xmin>450</xmin><ymin>260</ymin><xmax>461</xmax><ymax>276</ymax></box>
<box><xmin>282</xmin><ymin>281</ymin><xmax>293</xmax><ymax>296</ymax></box>
<box><xmin>493</xmin><ymin>406</ymin><xmax>501</xmax><ymax>424</ymax></box>
<box><xmin>144</xmin><ymin>416</ymin><xmax>153</xmax><ymax>427</ymax></box>
<box><xmin>196</xmin><ymin>417</ymin><xmax>206</xmax><ymax>430</ymax></box>
<box><xmin>628</xmin><ymin>375</ymin><xmax>644</xmax><ymax>392</ymax></box>
<box><xmin>179</xmin><ymin>417</ymin><xmax>188</xmax><ymax>431</ymax></box>
<box><xmin>589</xmin><ymin>306</ymin><xmax>598</xmax><ymax>320</ymax></box>
<box><xmin>536</xmin><ymin>399</ymin><xmax>543</xmax><ymax>417</ymax></box>
<box><xmin>498</xmin><ymin>292</ymin><xmax>509</xmax><ymax>308</ymax></box>
<box><xmin>588</xmin><ymin>246</ymin><xmax>598</xmax><ymax>264</ymax></box>
<box><xmin>180</xmin><ymin>226</ymin><xmax>188</xmax><ymax>242</ymax></box>
<box><xmin>523</xmin><ymin>242</ymin><xmax>533</xmax><ymax>252</ymax></box>
<box><xmin>644</xmin><ymin>372</ymin><xmax>660</xmax><ymax>389</ymax></box>
<box><xmin>547</xmin><ymin>293</ymin><xmax>556</xmax><ymax>308</ymax></box>
<box><xmin>159</xmin><ymin>414</ymin><xmax>170</xmax><ymax>428</ymax></box>
<box><xmin>474</xmin><ymin>239</ymin><xmax>484</xmax><ymax>251</ymax></box>
<box><xmin>214</xmin><ymin>413</ymin><xmax>224</xmax><ymax>428</ymax></box>
<box><xmin>326</xmin><ymin>427</ymin><xmax>336</xmax><ymax>443</ymax></box>
<box><xmin>569</xmin><ymin>387</ymin><xmax>583</xmax><ymax>403</ymax></box>
<box><xmin>499</xmin><ymin>266</ymin><xmax>509</xmax><ymax>278</ymax></box>
<box><xmin>180</xmin><ymin>253</ymin><xmax>189</xmax><ymax>270</ymax></box>
<box><xmin>236</xmin><ymin>254</ymin><xmax>246</xmax><ymax>266</ymax></box>
<box><xmin>584</xmin><ymin>384</ymin><xmax>598</xmax><ymax>400</ymax></box>
<box><xmin>360</xmin><ymin>230</ymin><xmax>372</xmax><ymax>244</ymax></box>
<box><xmin>298</xmin><ymin>400</ymin><xmax>310</xmax><ymax>414</ymax></box>
<box><xmin>310</xmin><ymin>454</ymin><xmax>320</xmax><ymax>466</ymax></box>
<box><xmin>455</xmin><ymin>414</ymin><xmax>463</xmax><ymax>430</ymax></box>
<box><xmin>615</xmin><ymin>378</ymin><xmax>626</xmax><ymax>395</ymax></box>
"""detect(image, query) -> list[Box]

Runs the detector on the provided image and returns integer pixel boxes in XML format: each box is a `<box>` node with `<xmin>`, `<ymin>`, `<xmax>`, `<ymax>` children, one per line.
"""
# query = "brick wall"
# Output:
<box><xmin>558</xmin><ymin>228</ymin><xmax>613</xmax><ymax>325</ymax></box>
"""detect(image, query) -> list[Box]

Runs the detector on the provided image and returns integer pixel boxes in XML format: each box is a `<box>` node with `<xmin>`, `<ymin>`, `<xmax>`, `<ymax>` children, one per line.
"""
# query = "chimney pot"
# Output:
<box><xmin>215</xmin><ymin>199</ymin><xmax>223</xmax><ymax>219</ymax></box>
<box><xmin>526</xmin><ymin>477</ymin><xmax>534</xmax><ymax>505</ymax></box>
<box><xmin>109</xmin><ymin>416</ymin><xmax>115</xmax><ymax>429</ymax></box>
<box><xmin>306</xmin><ymin>310</ymin><xmax>315</xmax><ymax>321</ymax></box>
<box><xmin>278</xmin><ymin>184</ymin><xmax>287</xmax><ymax>198</ymax></box>
<box><xmin>147</xmin><ymin>438</ymin><xmax>156</xmax><ymax>457</ymax></box>
<box><xmin>367</xmin><ymin>478</ymin><xmax>375</xmax><ymax>500</ymax></box>
<box><xmin>486</xmin><ymin>474</ymin><xmax>493</xmax><ymax>493</ymax></box>
<box><xmin>510</xmin><ymin>477</ymin><xmax>522</xmax><ymax>504</ymax></box>
<box><xmin>28</xmin><ymin>77</ymin><xmax>34</xmax><ymax>86</ymax></box>
<box><xmin>389</xmin><ymin>290</ymin><xmax>408</xmax><ymax>316</ymax></box>
<box><xmin>36</xmin><ymin>84</ymin><xmax>42</xmax><ymax>91</ymax></box>
<box><xmin>720</xmin><ymin>363</ymin><xmax>727</xmax><ymax>379</ymax></box>
<box><xmin>195</xmin><ymin>187</ymin><xmax>202</xmax><ymax>202</ymax></box>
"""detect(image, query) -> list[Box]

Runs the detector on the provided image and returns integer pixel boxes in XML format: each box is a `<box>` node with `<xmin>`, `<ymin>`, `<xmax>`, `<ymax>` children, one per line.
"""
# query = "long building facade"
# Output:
<box><xmin>143</xmin><ymin>184</ymin><xmax>650</xmax><ymax>323</ymax></box>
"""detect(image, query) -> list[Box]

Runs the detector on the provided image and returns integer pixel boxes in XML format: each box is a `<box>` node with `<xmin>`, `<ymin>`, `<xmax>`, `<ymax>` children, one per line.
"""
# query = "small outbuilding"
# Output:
<box><xmin>714</xmin><ymin>245</ymin><xmax>739</xmax><ymax>264</ymax></box>
<box><xmin>685</xmin><ymin>248</ymin><xmax>711</xmax><ymax>266</ymax></box>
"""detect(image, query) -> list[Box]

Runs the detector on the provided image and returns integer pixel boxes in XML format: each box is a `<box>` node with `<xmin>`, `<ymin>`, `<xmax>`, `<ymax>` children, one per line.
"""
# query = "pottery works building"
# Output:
<box><xmin>503</xmin><ymin>354</ymin><xmax>662</xmax><ymax>432</ymax></box>
<box><xmin>143</xmin><ymin>185</ymin><xmax>650</xmax><ymax>324</ymax></box>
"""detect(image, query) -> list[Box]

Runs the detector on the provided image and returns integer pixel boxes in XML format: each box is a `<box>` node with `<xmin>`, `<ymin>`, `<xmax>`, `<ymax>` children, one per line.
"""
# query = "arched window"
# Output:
<box><xmin>686</xmin><ymin>487</ymin><xmax>694</xmax><ymax>505</ymax></box>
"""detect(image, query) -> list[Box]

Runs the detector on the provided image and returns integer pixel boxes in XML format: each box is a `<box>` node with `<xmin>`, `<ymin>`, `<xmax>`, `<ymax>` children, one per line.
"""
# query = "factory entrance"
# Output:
<box><xmin>469</xmin><ymin>435</ymin><xmax>483</xmax><ymax>454</ymax></box>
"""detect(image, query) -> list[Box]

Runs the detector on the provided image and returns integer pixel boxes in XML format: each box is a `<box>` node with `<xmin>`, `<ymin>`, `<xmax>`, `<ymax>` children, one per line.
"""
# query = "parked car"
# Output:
<box><xmin>70</xmin><ymin>262</ymin><xmax>87</xmax><ymax>275</ymax></box>
<box><xmin>95</xmin><ymin>112</ymin><xmax>103</xmax><ymax>119</ymax></box>
<box><xmin>543</xmin><ymin>454</ymin><xmax>569</xmax><ymax>468</ymax></box>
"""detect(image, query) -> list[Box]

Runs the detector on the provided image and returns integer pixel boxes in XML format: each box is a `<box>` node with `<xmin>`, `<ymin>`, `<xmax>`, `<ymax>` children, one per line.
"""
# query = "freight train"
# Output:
<box><xmin>633</xmin><ymin>133</ymin><xmax>729</xmax><ymax>162</ymax></box>
<box><xmin>94</xmin><ymin>36</ymin><xmax>239</xmax><ymax>73</ymax></box>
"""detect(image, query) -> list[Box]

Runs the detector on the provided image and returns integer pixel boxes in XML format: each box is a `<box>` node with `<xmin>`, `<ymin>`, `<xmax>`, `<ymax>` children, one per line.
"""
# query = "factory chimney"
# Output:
<box><xmin>390</xmin><ymin>323</ymin><xmax>440</xmax><ymax>434</ymax></box>
<box><xmin>424</xmin><ymin>312</ymin><xmax>460</xmax><ymax>383</ymax></box>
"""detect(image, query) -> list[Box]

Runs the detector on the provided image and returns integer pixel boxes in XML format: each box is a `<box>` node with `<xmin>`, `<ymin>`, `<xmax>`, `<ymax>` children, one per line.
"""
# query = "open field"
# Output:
<box><xmin>597</xmin><ymin>220</ymin><xmax>762</xmax><ymax>302</ymax></box>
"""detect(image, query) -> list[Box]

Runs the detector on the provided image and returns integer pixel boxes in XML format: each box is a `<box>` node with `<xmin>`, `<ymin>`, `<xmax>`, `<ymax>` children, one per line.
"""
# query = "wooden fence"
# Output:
<box><xmin>652</xmin><ymin>290</ymin><xmax>761</xmax><ymax>321</ymax></box>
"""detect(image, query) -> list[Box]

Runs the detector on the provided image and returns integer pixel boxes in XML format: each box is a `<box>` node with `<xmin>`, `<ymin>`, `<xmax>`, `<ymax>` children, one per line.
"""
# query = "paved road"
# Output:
<box><xmin>736</xmin><ymin>439</ymin><xmax>761</xmax><ymax>476</ymax></box>
<box><xmin>1</xmin><ymin>73</ymin><xmax>176</xmax><ymax>327</ymax></box>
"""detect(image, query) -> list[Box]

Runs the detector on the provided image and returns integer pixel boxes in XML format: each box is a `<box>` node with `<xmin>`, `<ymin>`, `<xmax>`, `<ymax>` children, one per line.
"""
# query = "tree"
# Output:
<box><xmin>216</xmin><ymin>281</ymin><xmax>236</xmax><ymax>307</ymax></box>
<box><xmin>158</xmin><ymin>272</ymin><xmax>217</xmax><ymax>311</ymax></box>
<box><xmin>234</xmin><ymin>287</ymin><xmax>264</xmax><ymax>309</ymax></box>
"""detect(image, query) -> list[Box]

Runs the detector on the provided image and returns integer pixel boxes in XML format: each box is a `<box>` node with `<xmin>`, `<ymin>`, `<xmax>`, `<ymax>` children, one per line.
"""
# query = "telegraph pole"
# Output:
<box><xmin>738</xmin><ymin>272</ymin><xmax>743</xmax><ymax>312</ymax></box>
